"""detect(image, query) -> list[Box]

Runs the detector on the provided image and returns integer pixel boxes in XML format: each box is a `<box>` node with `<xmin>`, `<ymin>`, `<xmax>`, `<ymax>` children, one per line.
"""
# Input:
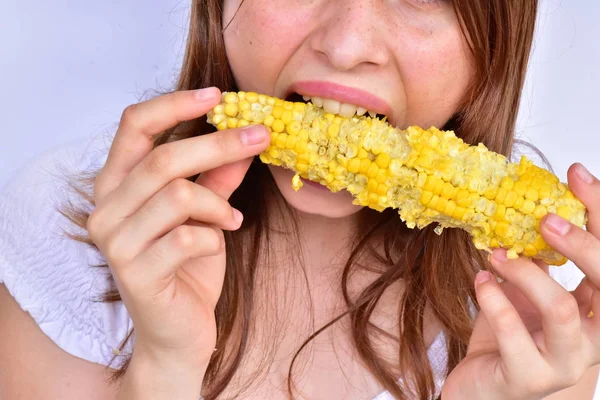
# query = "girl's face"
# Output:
<box><xmin>223</xmin><ymin>0</ymin><xmax>473</xmax><ymax>219</ymax></box>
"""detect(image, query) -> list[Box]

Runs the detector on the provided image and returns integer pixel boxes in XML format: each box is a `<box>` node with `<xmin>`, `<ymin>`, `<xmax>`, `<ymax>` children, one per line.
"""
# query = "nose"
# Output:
<box><xmin>309</xmin><ymin>0</ymin><xmax>390</xmax><ymax>72</ymax></box>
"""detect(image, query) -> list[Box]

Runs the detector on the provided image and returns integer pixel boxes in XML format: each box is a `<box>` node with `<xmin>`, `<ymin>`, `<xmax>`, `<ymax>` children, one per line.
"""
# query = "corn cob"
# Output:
<box><xmin>206</xmin><ymin>91</ymin><xmax>587</xmax><ymax>265</ymax></box>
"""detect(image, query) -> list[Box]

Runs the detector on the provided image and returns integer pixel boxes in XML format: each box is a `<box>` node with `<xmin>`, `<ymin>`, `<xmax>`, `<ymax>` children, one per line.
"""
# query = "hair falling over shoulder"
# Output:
<box><xmin>58</xmin><ymin>1</ymin><xmax>538</xmax><ymax>399</ymax></box>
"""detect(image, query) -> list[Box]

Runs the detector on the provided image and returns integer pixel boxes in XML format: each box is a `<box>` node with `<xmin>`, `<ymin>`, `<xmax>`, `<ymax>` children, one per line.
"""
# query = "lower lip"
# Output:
<box><xmin>300</xmin><ymin>177</ymin><xmax>330</xmax><ymax>191</ymax></box>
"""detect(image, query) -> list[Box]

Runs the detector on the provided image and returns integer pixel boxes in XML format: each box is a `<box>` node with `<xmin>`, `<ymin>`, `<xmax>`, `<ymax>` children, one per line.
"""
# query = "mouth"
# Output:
<box><xmin>285</xmin><ymin>93</ymin><xmax>389</xmax><ymax>121</ymax></box>
<box><xmin>283</xmin><ymin>81</ymin><xmax>394</xmax><ymax>126</ymax></box>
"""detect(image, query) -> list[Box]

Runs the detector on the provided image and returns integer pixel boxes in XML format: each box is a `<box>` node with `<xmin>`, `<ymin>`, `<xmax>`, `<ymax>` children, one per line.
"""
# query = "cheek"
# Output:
<box><xmin>223</xmin><ymin>0</ymin><xmax>313</xmax><ymax>93</ymax></box>
<box><xmin>399</xmin><ymin>29</ymin><xmax>473</xmax><ymax>126</ymax></box>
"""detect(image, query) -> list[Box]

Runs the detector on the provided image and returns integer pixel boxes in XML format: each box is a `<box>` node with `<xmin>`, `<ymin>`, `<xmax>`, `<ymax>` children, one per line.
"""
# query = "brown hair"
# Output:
<box><xmin>59</xmin><ymin>1</ymin><xmax>539</xmax><ymax>399</ymax></box>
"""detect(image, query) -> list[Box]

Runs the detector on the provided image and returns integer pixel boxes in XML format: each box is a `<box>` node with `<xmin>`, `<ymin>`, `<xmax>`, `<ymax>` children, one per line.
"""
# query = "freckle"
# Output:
<box><xmin>249</xmin><ymin>40</ymin><xmax>253</xmax><ymax>45</ymax></box>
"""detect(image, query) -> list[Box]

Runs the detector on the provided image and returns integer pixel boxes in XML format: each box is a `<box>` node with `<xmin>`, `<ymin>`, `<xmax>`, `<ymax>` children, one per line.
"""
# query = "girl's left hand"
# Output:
<box><xmin>442</xmin><ymin>163</ymin><xmax>600</xmax><ymax>400</ymax></box>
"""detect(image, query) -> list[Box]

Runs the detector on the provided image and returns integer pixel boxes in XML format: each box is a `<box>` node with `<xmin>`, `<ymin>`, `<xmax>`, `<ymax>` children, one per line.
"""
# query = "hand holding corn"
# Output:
<box><xmin>207</xmin><ymin>91</ymin><xmax>587</xmax><ymax>265</ymax></box>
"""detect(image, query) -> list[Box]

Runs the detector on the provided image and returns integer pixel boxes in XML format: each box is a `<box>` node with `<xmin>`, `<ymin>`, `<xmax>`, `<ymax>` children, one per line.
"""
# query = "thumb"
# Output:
<box><xmin>195</xmin><ymin>157</ymin><xmax>254</xmax><ymax>200</ymax></box>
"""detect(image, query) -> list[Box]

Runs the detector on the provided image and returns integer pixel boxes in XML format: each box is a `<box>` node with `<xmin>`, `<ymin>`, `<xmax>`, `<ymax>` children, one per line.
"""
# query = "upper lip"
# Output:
<box><xmin>284</xmin><ymin>81</ymin><xmax>395</xmax><ymax>126</ymax></box>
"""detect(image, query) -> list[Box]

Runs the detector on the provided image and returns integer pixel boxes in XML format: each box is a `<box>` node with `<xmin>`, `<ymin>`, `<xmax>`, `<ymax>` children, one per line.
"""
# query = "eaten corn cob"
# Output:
<box><xmin>207</xmin><ymin>91</ymin><xmax>587</xmax><ymax>265</ymax></box>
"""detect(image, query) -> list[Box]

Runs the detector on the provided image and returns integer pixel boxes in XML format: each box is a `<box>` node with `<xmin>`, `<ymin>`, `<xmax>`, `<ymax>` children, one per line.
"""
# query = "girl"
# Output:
<box><xmin>1</xmin><ymin>0</ymin><xmax>599</xmax><ymax>399</ymax></box>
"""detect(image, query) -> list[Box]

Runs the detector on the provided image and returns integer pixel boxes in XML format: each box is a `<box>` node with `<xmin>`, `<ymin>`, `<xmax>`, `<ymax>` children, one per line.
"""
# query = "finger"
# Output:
<box><xmin>573</xmin><ymin>277</ymin><xmax>595</xmax><ymax>315</ymax></box>
<box><xmin>96</xmin><ymin>125</ymin><xmax>269</xmax><ymax>228</ymax></box>
<box><xmin>566</xmin><ymin>163</ymin><xmax>600</xmax><ymax>235</ymax></box>
<box><xmin>490</xmin><ymin>250</ymin><xmax>582</xmax><ymax>363</ymax></box>
<box><xmin>114</xmin><ymin>178</ymin><xmax>243</xmax><ymax>258</ymax></box>
<box><xmin>129</xmin><ymin>223</ymin><xmax>224</xmax><ymax>285</ymax></box>
<box><xmin>533</xmin><ymin>258</ymin><xmax>550</xmax><ymax>275</ymax></box>
<box><xmin>540</xmin><ymin>214</ymin><xmax>600</xmax><ymax>287</ymax></box>
<box><xmin>195</xmin><ymin>157</ymin><xmax>254</xmax><ymax>200</ymax></box>
<box><xmin>474</xmin><ymin>270</ymin><xmax>544</xmax><ymax>372</ymax></box>
<box><xmin>590</xmin><ymin>290</ymin><xmax>600</xmax><ymax>323</ymax></box>
<box><xmin>95</xmin><ymin>87</ymin><xmax>221</xmax><ymax>202</ymax></box>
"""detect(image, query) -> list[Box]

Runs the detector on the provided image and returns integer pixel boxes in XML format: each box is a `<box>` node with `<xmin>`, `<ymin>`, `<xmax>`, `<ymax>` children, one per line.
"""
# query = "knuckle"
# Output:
<box><xmin>165</xmin><ymin>178</ymin><xmax>193</xmax><ymax>206</ymax></box>
<box><xmin>120</xmin><ymin>103</ymin><xmax>142</xmax><ymax>131</ymax></box>
<box><xmin>104</xmin><ymin>234</ymin><xmax>132</xmax><ymax>265</ymax></box>
<box><xmin>493</xmin><ymin>307</ymin><xmax>521</xmax><ymax>333</ymax></box>
<box><xmin>559</xmin><ymin>364</ymin><xmax>585</xmax><ymax>387</ymax></box>
<box><xmin>145</xmin><ymin>145</ymin><xmax>174</xmax><ymax>176</ymax></box>
<box><xmin>171</xmin><ymin>225</ymin><xmax>197</xmax><ymax>251</ymax></box>
<box><xmin>86</xmin><ymin>210</ymin><xmax>101</xmax><ymax>241</ymax></box>
<box><xmin>548</xmin><ymin>293</ymin><xmax>579</xmax><ymax>325</ymax></box>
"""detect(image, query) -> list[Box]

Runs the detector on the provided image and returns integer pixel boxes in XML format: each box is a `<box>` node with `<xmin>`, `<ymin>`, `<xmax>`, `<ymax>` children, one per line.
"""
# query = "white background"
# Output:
<box><xmin>1</xmin><ymin>0</ymin><xmax>599</xmax><ymax>396</ymax></box>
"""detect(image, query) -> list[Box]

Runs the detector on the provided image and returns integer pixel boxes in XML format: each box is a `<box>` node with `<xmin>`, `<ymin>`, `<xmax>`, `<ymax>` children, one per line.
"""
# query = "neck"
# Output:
<box><xmin>295</xmin><ymin>209</ymin><xmax>359</xmax><ymax>275</ymax></box>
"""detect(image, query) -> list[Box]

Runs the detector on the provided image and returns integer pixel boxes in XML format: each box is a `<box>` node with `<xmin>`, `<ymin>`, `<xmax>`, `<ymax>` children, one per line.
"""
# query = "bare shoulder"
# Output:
<box><xmin>0</xmin><ymin>284</ymin><xmax>119</xmax><ymax>400</ymax></box>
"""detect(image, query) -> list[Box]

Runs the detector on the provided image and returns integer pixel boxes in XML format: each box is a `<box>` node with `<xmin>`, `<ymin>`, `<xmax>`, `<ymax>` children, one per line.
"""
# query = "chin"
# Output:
<box><xmin>268</xmin><ymin>165</ymin><xmax>363</xmax><ymax>219</ymax></box>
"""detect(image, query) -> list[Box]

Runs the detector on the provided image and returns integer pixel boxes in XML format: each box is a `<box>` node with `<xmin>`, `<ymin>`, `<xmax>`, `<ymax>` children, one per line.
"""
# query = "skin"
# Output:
<box><xmin>0</xmin><ymin>0</ymin><xmax>598</xmax><ymax>399</ymax></box>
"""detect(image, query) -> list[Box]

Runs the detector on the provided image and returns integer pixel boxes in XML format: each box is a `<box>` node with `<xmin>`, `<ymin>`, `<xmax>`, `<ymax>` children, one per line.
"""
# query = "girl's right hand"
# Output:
<box><xmin>87</xmin><ymin>87</ymin><xmax>270</xmax><ymax>373</ymax></box>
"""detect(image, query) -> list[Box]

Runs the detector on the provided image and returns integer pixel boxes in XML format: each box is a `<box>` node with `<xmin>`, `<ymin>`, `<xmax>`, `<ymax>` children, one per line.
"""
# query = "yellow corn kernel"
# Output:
<box><xmin>348</xmin><ymin>158</ymin><xmax>361</xmax><ymax>174</ymax></box>
<box><xmin>287</xmin><ymin>121</ymin><xmax>302</xmax><ymax>136</ymax></box>
<box><xmin>494</xmin><ymin>222</ymin><xmax>512</xmax><ymax>238</ymax></box>
<box><xmin>421</xmin><ymin>190</ymin><xmax>433</xmax><ymax>205</ymax></box>
<box><xmin>495</xmin><ymin>188</ymin><xmax>507</xmax><ymax>204</ymax></box>
<box><xmin>367</xmin><ymin>163</ymin><xmax>379</xmax><ymax>179</ymax></box>
<box><xmin>444</xmin><ymin>200</ymin><xmax>457</xmax><ymax>216</ymax></box>
<box><xmin>525</xmin><ymin>188</ymin><xmax>539</xmax><ymax>202</ymax></box>
<box><xmin>504</xmin><ymin>191</ymin><xmax>518</xmax><ymax>208</ymax></box>
<box><xmin>224</xmin><ymin>102</ymin><xmax>239</xmax><ymax>117</ymax></box>
<box><xmin>433</xmin><ymin>178</ymin><xmax>444</xmax><ymax>196</ymax></box>
<box><xmin>494</xmin><ymin>204</ymin><xmax>506</xmax><ymax>221</ymax></box>
<box><xmin>376</xmin><ymin>153</ymin><xmax>391</xmax><ymax>169</ymax></box>
<box><xmin>520</xmin><ymin>199</ymin><xmax>536</xmax><ymax>215</ymax></box>
<box><xmin>359</xmin><ymin>158</ymin><xmax>371</xmax><ymax>175</ymax></box>
<box><xmin>556</xmin><ymin>206</ymin><xmax>573</xmax><ymax>220</ymax></box>
<box><xmin>272</xmin><ymin>119</ymin><xmax>285</xmax><ymax>133</ymax></box>
<box><xmin>456</xmin><ymin>189</ymin><xmax>470</xmax><ymax>207</ymax></box>
<box><xmin>484</xmin><ymin>187</ymin><xmax>498</xmax><ymax>200</ymax></box>
<box><xmin>442</xmin><ymin>182</ymin><xmax>455</xmax><ymax>199</ymax></box>
<box><xmin>328</xmin><ymin>124</ymin><xmax>340</xmax><ymax>138</ymax></box>
<box><xmin>533</xmin><ymin>205</ymin><xmax>547</xmax><ymax>219</ymax></box>
<box><xmin>501</xmin><ymin>177</ymin><xmax>515</xmax><ymax>190</ymax></box>
<box><xmin>227</xmin><ymin>118</ymin><xmax>238</xmax><ymax>129</ymax></box>
<box><xmin>285</xmin><ymin>135</ymin><xmax>297</xmax><ymax>150</ymax></box>
<box><xmin>513</xmin><ymin>181</ymin><xmax>527</xmax><ymax>197</ymax></box>
<box><xmin>452</xmin><ymin>206</ymin><xmax>467</xmax><ymax>221</ymax></box>
<box><xmin>275</xmin><ymin>133</ymin><xmax>287</xmax><ymax>149</ymax></box>
<box><xmin>368</xmin><ymin>179</ymin><xmax>378</xmax><ymax>193</ymax></box>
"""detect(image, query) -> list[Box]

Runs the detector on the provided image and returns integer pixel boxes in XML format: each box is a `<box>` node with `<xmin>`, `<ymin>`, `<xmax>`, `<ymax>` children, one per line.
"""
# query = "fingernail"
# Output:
<box><xmin>575</xmin><ymin>163</ymin><xmax>594</xmax><ymax>184</ymax></box>
<box><xmin>194</xmin><ymin>87</ymin><xmax>218</xmax><ymax>101</ymax></box>
<box><xmin>492</xmin><ymin>249</ymin><xmax>508</xmax><ymax>263</ymax></box>
<box><xmin>545</xmin><ymin>214</ymin><xmax>571</xmax><ymax>236</ymax></box>
<box><xmin>475</xmin><ymin>270</ymin><xmax>492</xmax><ymax>286</ymax></box>
<box><xmin>240</xmin><ymin>125</ymin><xmax>267</xmax><ymax>146</ymax></box>
<box><xmin>233</xmin><ymin>208</ymin><xmax>244</xmax><ymax>226</ymax></box>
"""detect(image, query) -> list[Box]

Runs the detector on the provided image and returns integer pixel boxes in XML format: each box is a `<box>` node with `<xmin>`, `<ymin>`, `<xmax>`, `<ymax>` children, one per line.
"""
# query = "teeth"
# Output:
<box><xmin>299</xmin><ymin>95</ymin><xmax>382</xmax><ymax>119</ymax></box>
<box><xmin>322</xmin><ymin>98</ymin><xmax>341</xmax><ymax>114</ymax></box>
<box><xmin>338</xmin><ymin>103</ymin><xmax>358</xmax><ymax>118</ymax></box>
